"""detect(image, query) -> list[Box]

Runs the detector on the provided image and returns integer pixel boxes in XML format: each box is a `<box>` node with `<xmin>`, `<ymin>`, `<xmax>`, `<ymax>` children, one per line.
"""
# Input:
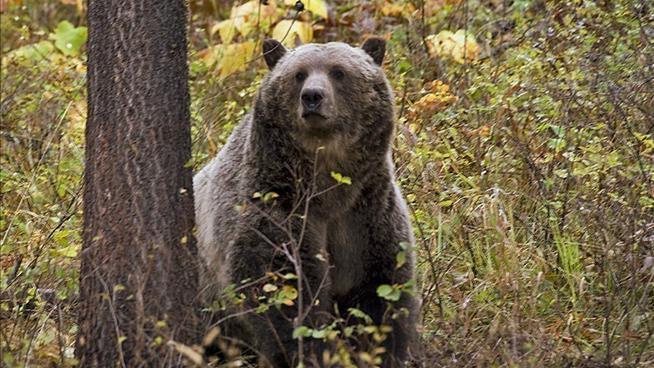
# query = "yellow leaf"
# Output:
<box><xmin>68</xmin><ymin>99</ymin><xmax>86</xmax><ymax>141</ymax></box>
<box><xmin>168</xmin><ymin>341</ymin><xmax>204</xmax><ymax>366</ymax></box>
<box><xmin>426</xmin><ymin>30</ymin><xmax>455</xmax><ymax>58</ymax></box>
<box><xmin>426</xmin><ymin>29</ymin><xmax>479</xmax><ymax>64</ymax></box>
<box><xmin>231</xmin><ymin>0</ymin><xmax>258</xmax><ymax>17</ymax></box>
<box><xmin>201</xmin><ymin>42</ymin><xmax>256</xmax><ymax>77</ymax></box>
<box><xmin>212</xmin><ymin>19</ymin><xmax>237</xmax><ymax>44</ymax></box>
<box><xmin>306</xmin><ymin>0</ymin><xmax>328</xmax><ymax>19</ymax></box>
<box><xmin>285</xmin><ymin>0</ymin><xmax>328</xmax><ymax>19</ymax></box>
<box><xmin>280</xmin><ymin>285</ymin><xmax>298</xmax><ymax>305</ymax></box>
<box><xmin>409</xmin><ymin>80</ymin><xmax>458</xmax><ymax>117</ymax></box>
<box><xmin>381</xmin><ymin>4</ymin><xmax>404</xmax><ymax>17</ymax></box>
<box><xmin>263</xmin><ymin>283</ymin><xmax>278</xmax><ymax>292</ymax></box>
<box><xmin>272</xmin><ymin>20</ymin><xmax>313</xmax><ymax>47</ymax></box>
<box><xmin>217</xmin><ymin>42</ymin><xmax>256</xmax><ymax>77</ymax></box>
<box><xmin>197</xmin><ymin>45</ymin><xmax>223</xmax><ymax>67</ymax></box>
<box><xmin>451</xmin><ymin>29</ymin><xmax>479</xmax><ymax>63</ymax></box>
<box><xmin>231</xmin><ymin>0</ymin><xmax>279</xmax><ymax>37</ymax></box>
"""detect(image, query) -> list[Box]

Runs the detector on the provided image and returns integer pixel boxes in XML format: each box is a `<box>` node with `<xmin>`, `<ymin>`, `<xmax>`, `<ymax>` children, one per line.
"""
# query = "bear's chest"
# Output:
<box><xmin>326</xmin><ymin>213</ymin><xmax>367</xmax><ymax>297</ymax></box>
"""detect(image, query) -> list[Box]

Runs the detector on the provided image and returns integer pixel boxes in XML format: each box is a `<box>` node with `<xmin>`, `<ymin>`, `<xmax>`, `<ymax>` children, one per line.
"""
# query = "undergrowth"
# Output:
<box><xmin>1</xmin><ymin>0</ymin><xmax>652</xmax><ymax>366</ymax></box>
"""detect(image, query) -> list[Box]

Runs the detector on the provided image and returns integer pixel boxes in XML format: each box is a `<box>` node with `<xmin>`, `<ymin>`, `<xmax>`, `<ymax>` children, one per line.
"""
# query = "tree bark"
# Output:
<box><xmin>77</xmin><ymin>1</ymin><xmax>198</xmax><ymax>366</ymax></box>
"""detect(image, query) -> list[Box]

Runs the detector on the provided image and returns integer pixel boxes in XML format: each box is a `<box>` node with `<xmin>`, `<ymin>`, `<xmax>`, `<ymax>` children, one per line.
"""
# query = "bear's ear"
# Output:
<box><xmin>361</xmin><ymin>37</ymin><xmax>386</xmax><ymax>66</ymax></box>
<box><xmin>263</xmin><ymin>39</ymin><xmax>287</xmax><ymax>70</ymax></box>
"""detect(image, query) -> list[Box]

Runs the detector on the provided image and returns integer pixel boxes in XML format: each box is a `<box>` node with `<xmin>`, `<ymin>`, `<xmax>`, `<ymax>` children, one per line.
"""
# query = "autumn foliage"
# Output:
<box><xmin>2</xmin><ymin>0</ymin><xmax>653</xmax><ymax>367</ymax></box>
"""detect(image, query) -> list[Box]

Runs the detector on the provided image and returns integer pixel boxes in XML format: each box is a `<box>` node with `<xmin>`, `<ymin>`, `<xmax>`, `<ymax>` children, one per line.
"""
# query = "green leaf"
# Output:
<box><xmin>376</xmin><ymin>284</ymin><xmax>401</xmax><ymax>301</ymax></box>
<box><xmin>114</xmin><ymin>284</ymin><xmax>126</xmax><ymax>293</ymax></box>
<box><xmin>7</xmin><ymin>41</ymin><xmax>54</xmax><ymax>62</ymax></box>
<box><xmin>396</xmin><ymin>251</ymin><xmax>406</xmax><ymax>269</ymax></box>
<box><xmin>377</xmin><ymin>284</ymin><xmax>392</xmax><ymax>297</ymax></box>
<box><xmin>263</xmin><ymin>191</ymin><xmax>279</xmax><ymax>202</ymax></box>
<box><xmin>348</xmin><ymin>308</ymin><xmax>373</xmax><ymax>324</ymax></box>
<box><xmin>438</xmin><ymin>199</ymin><xmax>453</xmax><ymax>207</ymax></box>
<box><xmin>292</xmin><ymin>326</ymin><xmax>312</xmax><ymax>339</ymax></box>
<box><xmin>311</xmin><ymin>329</ymin><xmax>327</xmax><ymax>339</ymax></box>
<box><xmin>255</xmin><ymin>303</ymin><xmax>270</xmax><ymax>313</ymax></box>
<box><xmin>282</xmin><ymin>273</ymin><xmax>298</xmax><ymax>280</ymax></box>
<box><xmin>55</xmin><ymin>245</ymin><xmax>78</xmax><ymax>258</ymax></box>
<box><xmin>50</xmin><ymin>21</ymin><xmax>87</xmax><ymax>56</ymax></box>
<box><xmin>53</xmin><ymin>229</ymin><xmax>75</xmax><ymax>246</ymax></box>
<box><xmin>330</xmin><ymin>171</ymin><xmax>352</xmax><ymax>185</ymax></box>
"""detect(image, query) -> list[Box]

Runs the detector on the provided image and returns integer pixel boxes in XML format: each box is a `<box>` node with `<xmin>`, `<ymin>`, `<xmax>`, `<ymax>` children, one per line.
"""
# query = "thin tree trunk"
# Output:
<box><xmin>77</xmin><ymin>1</ymin><xmax>198</xmax><ymax>366</ymax></box>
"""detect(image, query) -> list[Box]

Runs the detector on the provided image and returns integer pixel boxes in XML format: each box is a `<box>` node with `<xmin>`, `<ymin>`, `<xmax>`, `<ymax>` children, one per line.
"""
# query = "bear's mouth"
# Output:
<box><xmin>301</xmin><ymin>111</ymin><xmax>327</xmax><ymax>120</ymax></box>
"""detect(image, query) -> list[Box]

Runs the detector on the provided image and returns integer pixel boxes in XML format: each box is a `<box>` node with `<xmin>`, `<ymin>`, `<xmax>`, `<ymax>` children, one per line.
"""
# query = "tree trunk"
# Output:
<box><xmin>77</xmin><ymin>1</ymin><xmax>198</xmax><ymax>366</ymax></box>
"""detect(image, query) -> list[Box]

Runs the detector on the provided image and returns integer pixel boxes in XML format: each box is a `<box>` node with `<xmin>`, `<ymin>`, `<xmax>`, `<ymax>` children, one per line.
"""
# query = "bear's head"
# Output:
<box><xmin>255</xmin><ymin>38</ymin><xmax>394</xmax><ymax>156</ymax></box>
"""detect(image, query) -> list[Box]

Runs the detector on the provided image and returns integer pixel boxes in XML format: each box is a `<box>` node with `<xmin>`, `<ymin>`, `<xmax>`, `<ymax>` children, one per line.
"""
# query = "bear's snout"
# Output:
<box><xmin>301</xmin><ymin>88</ymin><xmax>324</xmax><ymax>112</ymax></box>
<box><xmin>298</xmin><ymin>72</ymin><xmax>333</xmax><ymax>121</ymax></box>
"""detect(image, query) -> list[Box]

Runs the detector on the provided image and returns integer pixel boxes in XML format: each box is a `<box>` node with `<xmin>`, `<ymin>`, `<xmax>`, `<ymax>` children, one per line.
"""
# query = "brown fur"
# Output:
<box><xmin>194</xmin><ymin>38</ymin><xmax>418</xmax><ymax>367</ymax></box>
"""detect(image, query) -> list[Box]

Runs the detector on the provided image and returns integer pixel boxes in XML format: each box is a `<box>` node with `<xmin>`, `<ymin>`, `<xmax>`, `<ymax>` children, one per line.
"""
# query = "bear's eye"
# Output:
<box><xmin>295</xmin><ymin>71</ymin><xmax>307</xmax><ymax>82</ymax></box>
<box><xmin>330</xmin><ymin>68</ymin><xmax>345</xmax><ymax>80</ymax></box>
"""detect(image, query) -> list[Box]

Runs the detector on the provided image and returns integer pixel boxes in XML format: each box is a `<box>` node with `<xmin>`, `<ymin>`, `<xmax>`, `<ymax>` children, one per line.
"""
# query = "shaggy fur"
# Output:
<box><xmin>194</xmin><ymin>38</ymin><xmax>417</xmax><ymax>367</ymax></box>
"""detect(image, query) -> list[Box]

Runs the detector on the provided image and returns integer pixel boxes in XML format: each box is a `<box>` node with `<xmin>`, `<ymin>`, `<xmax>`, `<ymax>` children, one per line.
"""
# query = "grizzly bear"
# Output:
<box><xmin>194</xmin><ymin>38</ymin><xmax>417</xmax><ymax>367</ymax></box>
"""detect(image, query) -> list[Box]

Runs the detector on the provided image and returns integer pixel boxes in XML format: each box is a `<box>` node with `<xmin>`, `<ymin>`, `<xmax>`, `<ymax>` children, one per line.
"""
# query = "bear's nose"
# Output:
<box><xmin>301</xmin><ymin>88</ymin><xmax>324</xmax><ymax>111</ymax></box>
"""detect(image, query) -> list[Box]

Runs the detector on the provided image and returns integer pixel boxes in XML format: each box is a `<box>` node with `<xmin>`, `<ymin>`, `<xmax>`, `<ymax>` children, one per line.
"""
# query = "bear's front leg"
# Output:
<box><xmin>231</xmin><ymin>217</ymin><xmax>331</xmax><ymax>368</ymax></box>
<box><xmin>346</xmin><ymin>189</ymin><xmax>418</xmax><ymax>368</ymax></box>
<box><xmin>349</xmin><ymin>285</ymin><xmax>417</xmax><ymax>368</ymax></box>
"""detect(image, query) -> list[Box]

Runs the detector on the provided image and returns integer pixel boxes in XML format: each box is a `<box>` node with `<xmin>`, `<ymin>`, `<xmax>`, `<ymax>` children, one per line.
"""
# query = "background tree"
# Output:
<box><xmin>76</xmin><ymin>1</ymin><xmax>198</xmax><ymax>366</ymax></box>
